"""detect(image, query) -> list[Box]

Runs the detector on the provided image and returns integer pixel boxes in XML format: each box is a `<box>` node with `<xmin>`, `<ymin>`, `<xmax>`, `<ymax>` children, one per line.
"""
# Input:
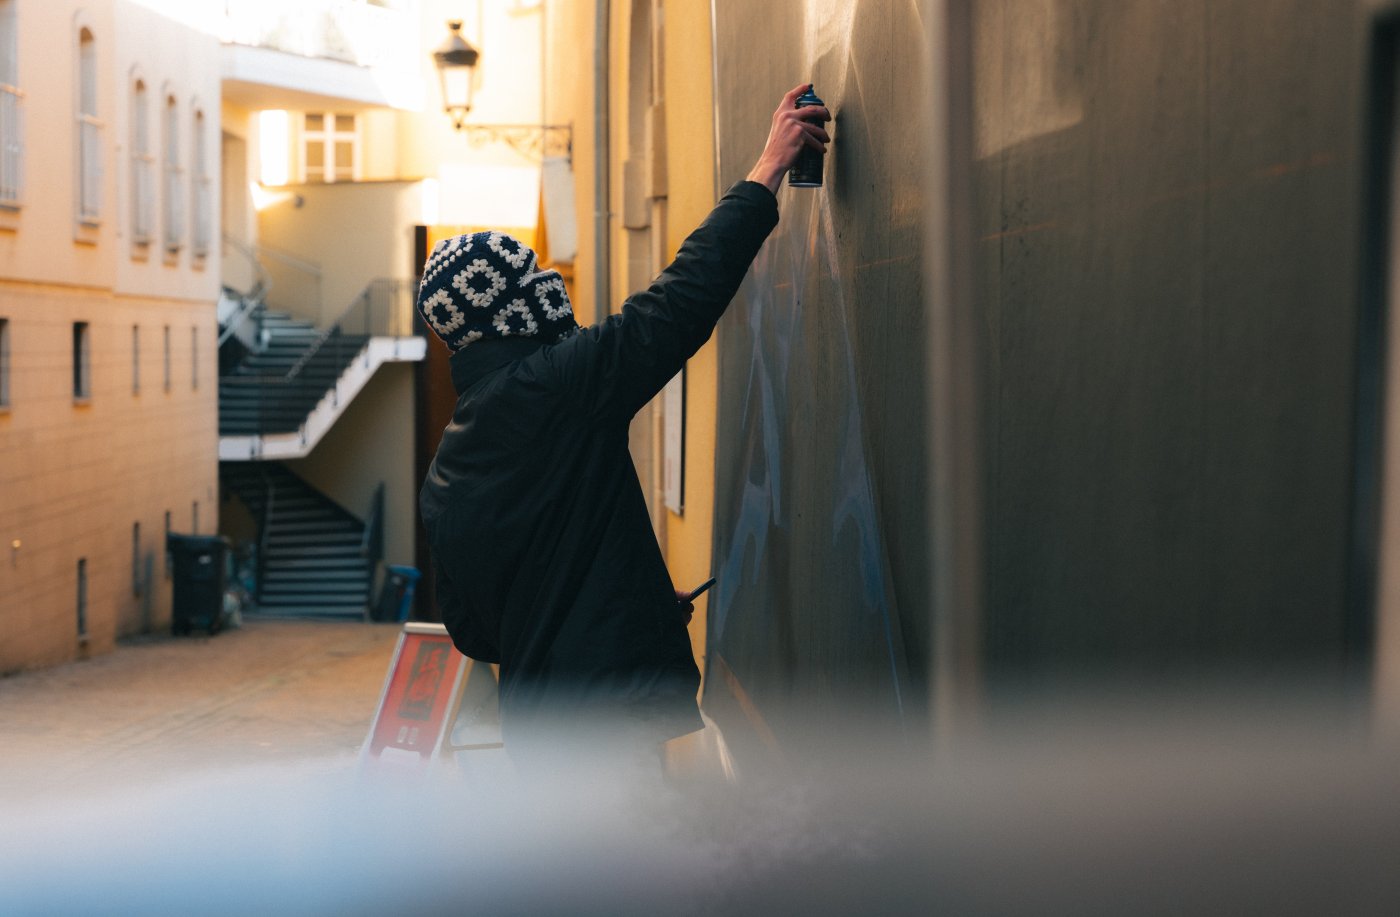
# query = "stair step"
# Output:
<box><xmin>263</xmin><ymin>574</ymin><xmax>369</xmax><ymax>588</ymax></box>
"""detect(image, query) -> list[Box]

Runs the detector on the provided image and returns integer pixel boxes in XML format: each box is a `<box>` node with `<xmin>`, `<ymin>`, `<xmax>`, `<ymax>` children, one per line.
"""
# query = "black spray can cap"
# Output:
<box><xmin>789</xmin><ymin>84</ymin><xmax>825</xmax><ymax>188</ymax></box>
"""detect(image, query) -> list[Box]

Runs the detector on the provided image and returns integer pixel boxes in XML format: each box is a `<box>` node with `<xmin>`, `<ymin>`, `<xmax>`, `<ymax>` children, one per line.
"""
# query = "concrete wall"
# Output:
<box><xmin>0</xmin><ymin>0</ymin><xmax>220</xmax><ymax>673</ymax></box>
<box><xmin>706</xmin><ymin>0</ymin><xmax>1377</xmax><ymax>752</ymax></box>
<box><xmin>970</xmin><ymin>0</ymin><xmax>1366</xmax><ymax>679</ymax></box>
<box><xmin>288</xmin><ymin>363</ymin><xmax>417</xmax><ymax>572</ymax></box>
<box><xmin>255</xmin><ymin>179</ymin><xmax>423</xmax><ymax>326</ymax></box>
<box><xmin>709</xmin><ymin>0</ymin><xmax>930</xmax><ymax>745</ymax></box>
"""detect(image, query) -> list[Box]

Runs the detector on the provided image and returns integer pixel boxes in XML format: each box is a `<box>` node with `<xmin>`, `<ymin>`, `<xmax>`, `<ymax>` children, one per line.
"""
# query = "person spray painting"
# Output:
<box><xmin>417</xmin><ymin>84</ymin><xmax>831</xmax><ymax>765</ymax></box>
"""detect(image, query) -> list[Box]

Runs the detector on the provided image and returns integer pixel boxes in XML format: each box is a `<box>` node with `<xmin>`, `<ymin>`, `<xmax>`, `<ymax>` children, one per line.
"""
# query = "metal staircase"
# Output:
<box><xmin>219</xmin><ymin>310</ymin><xmax>371</xmax><ymax>437</ymax></box>
<box><xmin>220</xmin><ymin>462</ymin><xmax>382</xmax><ymax>619</ymax></box>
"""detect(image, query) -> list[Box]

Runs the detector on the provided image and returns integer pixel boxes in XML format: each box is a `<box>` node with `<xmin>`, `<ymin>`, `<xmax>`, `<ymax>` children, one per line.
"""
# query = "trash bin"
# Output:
<box><xmin>167</xmin><ymin>533</ymin><xmax>229</xmax><ymax>636</ymax></box>
<box><xmin>373</xmin><ymin>565</ymin><xmax>421</xmax><ymax>622</ymax></box>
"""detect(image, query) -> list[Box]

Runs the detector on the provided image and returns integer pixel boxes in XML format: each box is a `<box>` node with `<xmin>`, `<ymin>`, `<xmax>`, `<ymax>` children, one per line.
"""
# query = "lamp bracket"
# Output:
<box><xmin>450</xmin><ymin>120</ymin><xmax>573</xmax><ymax>163</ymax></box>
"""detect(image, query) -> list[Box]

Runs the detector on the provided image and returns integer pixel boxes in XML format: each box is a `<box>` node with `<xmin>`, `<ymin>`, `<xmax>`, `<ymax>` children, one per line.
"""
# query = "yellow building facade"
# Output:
<box><xmin>0</xmin><ymin>0</ymin><xmax>222</xmax><ymax>671</ymax></box>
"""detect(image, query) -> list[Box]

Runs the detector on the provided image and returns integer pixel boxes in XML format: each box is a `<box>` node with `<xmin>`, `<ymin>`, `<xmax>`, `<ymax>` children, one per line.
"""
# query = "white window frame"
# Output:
<box><xmin>130</xmin><ymin>75</ymin><xmax>153</xmax><ymax>249</ymax></box>
<box><xmin>301</xmin><ymin>111</ymin><xmax>359</xmax><ymax>183</ymax></box>
<box><xmin>191</xmin><ymin>105</ymin><xmax>210</xmax><ymax>259</ymax></box>
<box><xmin>0</xmin><ymin>0</ymin><xmax>23</xmax><ymax>210</ymax></box>
<box><xmin>0</xmin><ymin>316</ymin><xmax>10</xmax><ymax>409</ymax></box>
<box><xmin>75</xmin><ymin>24</ymin><xmax>102</xmax><ymax>229</ymax></box>
<box><xmin>162</xmin><ymin>90</ymin><xmax>183</xmax><ymax>254</ymax></box>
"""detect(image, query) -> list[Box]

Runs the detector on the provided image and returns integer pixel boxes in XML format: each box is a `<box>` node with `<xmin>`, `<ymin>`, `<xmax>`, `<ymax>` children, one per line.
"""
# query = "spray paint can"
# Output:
<box><xmin>788</xmin><ymin>85</ymin><xmax>825</xmax><ymax>188</ymax></box>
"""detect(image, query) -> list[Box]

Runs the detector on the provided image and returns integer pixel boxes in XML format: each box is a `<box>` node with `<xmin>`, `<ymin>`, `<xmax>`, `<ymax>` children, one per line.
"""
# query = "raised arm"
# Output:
<box><xmin>555</xmin><ymin>84</ymin><xmax>832</xmax><ymax>419</ymax></box>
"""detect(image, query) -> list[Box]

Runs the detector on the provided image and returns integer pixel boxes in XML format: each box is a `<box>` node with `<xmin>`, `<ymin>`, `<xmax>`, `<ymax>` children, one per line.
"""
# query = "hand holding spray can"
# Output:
<box><xmin>788</xmin><ymin>85</ymin><xmax>826</xmax><ymax>188</ymax></box>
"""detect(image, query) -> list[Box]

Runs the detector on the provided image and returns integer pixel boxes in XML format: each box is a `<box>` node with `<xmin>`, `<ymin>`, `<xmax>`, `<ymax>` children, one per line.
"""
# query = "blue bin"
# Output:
<box><xmin>374</xmin><ymin>565</ymin><xmax>421</xmax><ymax>622</ymax></box>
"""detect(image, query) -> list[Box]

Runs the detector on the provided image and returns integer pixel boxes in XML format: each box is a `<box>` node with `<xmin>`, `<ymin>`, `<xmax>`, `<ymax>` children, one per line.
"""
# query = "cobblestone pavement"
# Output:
<box><xmin>0</xmin><ymin>618</ymin><xmax>402</xmax><ymax>799</ymax></box>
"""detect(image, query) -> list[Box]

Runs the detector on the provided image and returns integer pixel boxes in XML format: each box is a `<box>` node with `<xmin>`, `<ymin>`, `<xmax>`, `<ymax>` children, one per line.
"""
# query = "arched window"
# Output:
<box><xmin>162</xmin><ymin>92</ymin><xmax>183</xmax><ymax>253</ymax></box>
<box><xmin>76</xmin><ymin>26</ymin><xmax>101</xmax><ymax>225</ymax></box>
<box><xmin>130</xmin><ymin>76</ymin><xmax>152</xmax><ymax>247</ymax></box>
<box><xmin>0</xmin><ymin>0</ymin><xmax>21</xmax><ymax>208</ymax></box>
<box><xmin>191</xmin><ymin>106</ymin><xmax>210</xmax><ymax>258</ymax></box>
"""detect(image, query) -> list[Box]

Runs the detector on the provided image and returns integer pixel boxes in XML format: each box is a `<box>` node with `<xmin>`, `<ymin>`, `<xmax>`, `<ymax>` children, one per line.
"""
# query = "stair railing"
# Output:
<box><xmin>253</xmin><ymin>241</ymin><xmax>324</xmax><ymax>326</ymax></box>
<box><xmin>360</xmin><ymin>481</ymin><xmax>385</xmax><ymax>601</ymax></box>
<box><xmin>255</xmin><ymin>472</ymin><xmax>275</xmax><ymax>606</ymax></box>
<box><xmin>218</xmin><ymin>235</ymin><xmax>273</xmax><ymax>348</ymax></box>
<box><xmin>222</xmin><ymin>278</ymin><xmax>420</xmax><ymax>439</ymax></box>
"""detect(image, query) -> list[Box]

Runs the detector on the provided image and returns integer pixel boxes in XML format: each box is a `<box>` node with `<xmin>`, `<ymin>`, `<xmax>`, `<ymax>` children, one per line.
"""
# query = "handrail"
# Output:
<box><xmin>281</xmin><ymin>279</ymin><xmax>412</xmax><ymax>382</ymax></box>
<box><xmin>255</xmin><ymin>469</ymin><xmax>275</xmax><ymax>606</ymax></box>
<box><xmin>253</xmin><ymin>241</ymin><xmax>323</xmax><ymax>278</ymax></box>
<box><xmin>361</xmin><ymin>481</ymin><xmax>385</xmax><ymax>566</ymax></box>
<box><xmin>220</xmin><ymin>278</ymin><xmax>420</xmax><ymax>438</ymax></box>
<box><xmin>219</xmin><ymin>234</ymin><xmax>273</xmax><ymax>347</ymax></box>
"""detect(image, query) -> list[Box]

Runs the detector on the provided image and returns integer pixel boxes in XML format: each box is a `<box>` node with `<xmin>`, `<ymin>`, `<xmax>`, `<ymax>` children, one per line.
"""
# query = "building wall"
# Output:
<box><xmin>0</xmin><ymin>283</ymin><xmax>217</xmax><ymax>673</ymax></box>
<box><xmin>255</xmin><ymin>179</ymin><xmax>423</xmax><ymax>326</ymax></box>
<box><xmin>287</xmin><ymin>362</ymin><xmax>417</xmax><ymax>572</ymax></box>
<box><xmin>709</xmin><ymin>0</ymin><xmax>930</xmax><ymax>748</ymax></box>
<box><xmin>0</xmin><ymin>0</ymin><xmax>220</xmax><ymax>673</ymax></box>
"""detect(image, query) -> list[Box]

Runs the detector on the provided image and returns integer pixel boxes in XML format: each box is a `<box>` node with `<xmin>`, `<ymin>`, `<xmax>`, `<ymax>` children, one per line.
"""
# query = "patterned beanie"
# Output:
<box><xmin>416</xmin><ymin>231</ymin><xmax>577</xmax><ymax>353</ymax></box>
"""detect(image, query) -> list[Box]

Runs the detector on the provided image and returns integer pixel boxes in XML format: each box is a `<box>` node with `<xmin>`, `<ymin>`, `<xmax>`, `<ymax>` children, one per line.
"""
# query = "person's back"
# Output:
<box><xmin>417</xmin><ymin>84</ymin><xmax>831</xmax><ymax>760</ymax></box>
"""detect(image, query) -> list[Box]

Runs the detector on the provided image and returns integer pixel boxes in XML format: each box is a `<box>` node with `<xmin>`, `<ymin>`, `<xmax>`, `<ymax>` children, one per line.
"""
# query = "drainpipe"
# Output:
<box><xmin>594</xmin><ymin>0</ymin><xmax>611</xmax><ymax>319</ymax></box>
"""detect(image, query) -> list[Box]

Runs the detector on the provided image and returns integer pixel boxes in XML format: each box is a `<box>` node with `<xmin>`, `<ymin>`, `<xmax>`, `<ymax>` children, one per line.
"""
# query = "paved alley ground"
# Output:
<box><xmin>0</xmin><ymin>618</ymin><xmax>402</xmax><ymax>798</ymax></box>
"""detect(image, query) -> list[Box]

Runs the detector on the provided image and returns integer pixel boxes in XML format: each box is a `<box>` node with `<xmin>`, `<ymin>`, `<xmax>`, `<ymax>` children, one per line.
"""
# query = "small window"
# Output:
<box><xmin>162</xmin><ymin>93</ymin><xmax>183</xmax><ymax>254</ymax></box>
<box><xmin>76</xmin><ymin>558</ymin><xmax>88</xmax><ymax>640</ymax></box>
<box><xmin>191</xmin><ymin>107</ymin><xmax>210</xmax><ymax>259</ymax></box>
<box><xmin>0</xmin><ymin>0</ymin><xmax>23</xmax><ymax>209</ymax></box>
<box><xmin>132</xmin><ymin>521</ymin><xmax>141</xmax><ymax>595</ymax></box>
<box><xmin>131</xmin><ymin>324</ymin><xmax>140</xmax><ymax>394</ymax></box>
<box><xmin>75</xmin><ymin>27</ymin><xmax>101</xmax><ymax>226</ymax></box>
<box><xmin>72</xmin><ymin>321</ymin><xmax>90</xmax><ymax>401</ymax></box>
<box><xmin>0</xmin><ymin>316</ymin><xmax>9</xmax><ymax>408</ymax></box>
<box><xmin>162</xmin><ymin>325</ymin><xmax>170</xmax><ymax>391</ymax></box>
<box><xmin>130</xmin><ymin>77</ymin><xmax>152</xmax><ymax>248</ymax></box>
<box><xmin>302</xmin><ymin>111</ymin><xmax>357</xmax><ymax>183</ymax></box>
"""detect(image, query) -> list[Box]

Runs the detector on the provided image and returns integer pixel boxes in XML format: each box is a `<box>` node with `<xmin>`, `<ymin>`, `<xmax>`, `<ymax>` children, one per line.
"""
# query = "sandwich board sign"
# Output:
<box><xmin>361</xmin><ymin>622</ymin><xmax>505</xmax><ymax>773</ymax></box>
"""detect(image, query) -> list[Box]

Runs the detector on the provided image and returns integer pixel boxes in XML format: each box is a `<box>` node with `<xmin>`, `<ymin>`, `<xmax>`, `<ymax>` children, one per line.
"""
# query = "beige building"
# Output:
<box><xmin>0</xmin><ymin>0</ymin><xmax>222</xmax><ymax>671</ymax></box>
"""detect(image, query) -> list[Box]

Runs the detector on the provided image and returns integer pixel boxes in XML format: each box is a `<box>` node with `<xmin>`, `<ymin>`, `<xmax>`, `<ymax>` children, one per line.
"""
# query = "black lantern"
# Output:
<box><xmin>433</xmin><ymin>19</ymin><xmax>479</xmax><ymax>130</ymax></box>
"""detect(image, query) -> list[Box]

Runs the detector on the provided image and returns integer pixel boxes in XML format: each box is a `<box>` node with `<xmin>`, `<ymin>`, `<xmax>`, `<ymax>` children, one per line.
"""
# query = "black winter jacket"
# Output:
<box><xmin>420</xmin><ymin>180</ymin><xmax>779</xmax><ymax>743</ymax></box>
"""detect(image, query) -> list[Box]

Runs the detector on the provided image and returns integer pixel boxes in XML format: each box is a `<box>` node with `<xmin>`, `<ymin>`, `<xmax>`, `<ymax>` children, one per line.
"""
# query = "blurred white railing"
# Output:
<box><xmin>221</xmin><ymin>0</ymin><xmax>418</xmax><ymax>70</ymax></box>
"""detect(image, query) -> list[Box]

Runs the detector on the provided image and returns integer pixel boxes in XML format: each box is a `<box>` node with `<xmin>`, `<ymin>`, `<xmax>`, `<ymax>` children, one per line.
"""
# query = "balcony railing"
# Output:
<box><xmin>221</xmin><ymin>0</ymin><xmax>418</xmax><ymax>71</ymax></box>
<box><xmin>77</xmin><ymin>114</ymin><xmax>103</xmax><ymax>224</ymax></box>
<box><xmin>0</xmin><ymin>83</ymin><xmax>22</xmax><ymax>208</ymax></box>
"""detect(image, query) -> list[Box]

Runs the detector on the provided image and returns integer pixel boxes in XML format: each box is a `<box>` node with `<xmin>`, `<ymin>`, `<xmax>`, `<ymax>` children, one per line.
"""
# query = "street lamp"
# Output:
<box><xmin>432</xmin><ymin>19</ymin><xmax>479</xmax><ymax>129</ymax></box>
<box><xmin>430</xmin><ymin>19</ymin><xmax>572</xmax><ymax>162</ymax></box>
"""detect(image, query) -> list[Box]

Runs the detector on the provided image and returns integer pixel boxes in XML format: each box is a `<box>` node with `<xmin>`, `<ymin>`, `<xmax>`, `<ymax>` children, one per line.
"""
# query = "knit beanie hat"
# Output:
<box><xmin>416</xmin><ymin>231</ymin><xmax>578</xmax><ymax>353</ymax></box>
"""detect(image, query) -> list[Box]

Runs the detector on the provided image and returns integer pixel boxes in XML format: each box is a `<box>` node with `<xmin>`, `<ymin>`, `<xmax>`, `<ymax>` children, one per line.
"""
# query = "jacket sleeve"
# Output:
<box><xmin>551</xmin><ymin>180</ymin><xmax>779</xmax><ymax>420</ymax></box>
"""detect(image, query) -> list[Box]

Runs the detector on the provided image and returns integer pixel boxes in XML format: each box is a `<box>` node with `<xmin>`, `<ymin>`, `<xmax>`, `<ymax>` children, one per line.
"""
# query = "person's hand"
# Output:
<box><xmin>746</xmin><ymin>83</ymin><xmax>832</xmax><ymax>195</ymax></box>
<box><xmin>675</xmin><ymin>590</ymin><xmax>695</xmax><ymax>626</ymax></box>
